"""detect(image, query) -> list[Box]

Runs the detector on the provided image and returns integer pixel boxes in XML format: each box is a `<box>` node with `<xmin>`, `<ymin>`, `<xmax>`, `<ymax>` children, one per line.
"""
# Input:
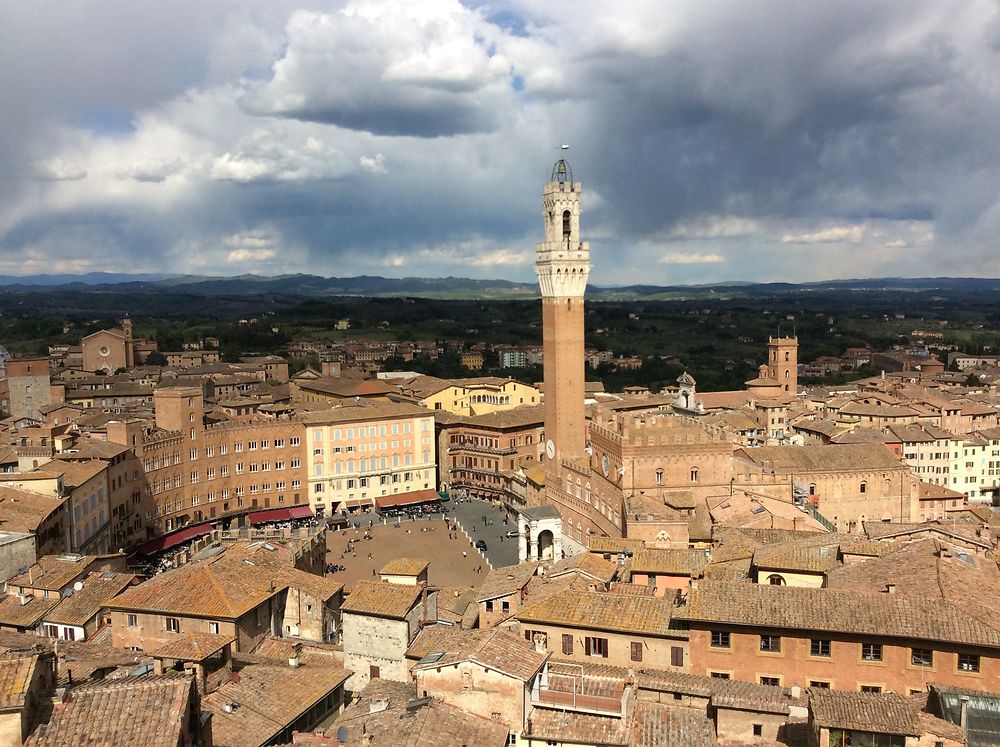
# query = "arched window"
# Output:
<box><xmin>859</xmin><ymin>481</ymin><xmax>867</xmax><ymax>494</ymax></box>
<box><xmin>690</xmin><ymin>468</ymin><xmax>699</xmax><ymax>483</ymax></box>
<box><xmin>767</xmin><ymin>575</ymin><xmax>786</xmax><ymax>586</ymax></box>
<box><xmin>808</xmin><ymin>483</ymin><xmax>816</xmax><ymax>496</ymax></box>
<box><xmin>562</xmin><ymin>210</ymin><xmax>571</xmax><ymax>240</ymax></box>
<box><xmin>655</xmin><ymin>469</ymin><xmax>664</xmax><ymax>485</ymax></box>
<box><xmin>785</xmin><ymin>351</ymin><xmax>790</xmax><ymax>362</ymax></box>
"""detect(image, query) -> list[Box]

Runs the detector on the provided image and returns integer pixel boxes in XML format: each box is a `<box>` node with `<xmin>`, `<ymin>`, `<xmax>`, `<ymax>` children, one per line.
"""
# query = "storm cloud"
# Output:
<box><xmin>1</xmin><ymin>0</ymin><xmax>999</xmax><ymax>284</ymax></box>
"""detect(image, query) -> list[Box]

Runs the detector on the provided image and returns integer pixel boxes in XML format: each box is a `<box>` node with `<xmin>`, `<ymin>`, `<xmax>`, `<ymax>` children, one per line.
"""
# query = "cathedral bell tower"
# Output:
<box><xmin>536</xmin><ymin>159</ymin><xmax>591</xmax><ymax>465</ymax></box>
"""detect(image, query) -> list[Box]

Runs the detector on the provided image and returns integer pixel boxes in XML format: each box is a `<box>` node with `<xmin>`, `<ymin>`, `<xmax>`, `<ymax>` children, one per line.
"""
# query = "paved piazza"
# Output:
<box><xmin>324</xmin><ymin>516</ymin><xmax>489</xmax><ymax>590</ymax></box>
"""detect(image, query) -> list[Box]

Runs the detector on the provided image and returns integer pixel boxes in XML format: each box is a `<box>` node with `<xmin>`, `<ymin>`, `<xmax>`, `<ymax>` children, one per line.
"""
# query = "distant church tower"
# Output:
<box><xmin>536</xmin><ymin>158</ymin><xmax>591</xmax><ymax>464</ymax></box>
<box><xmin>767</xmin><ymin>335</ymin><xmax>798</xmax><ymax>394</ymax></box>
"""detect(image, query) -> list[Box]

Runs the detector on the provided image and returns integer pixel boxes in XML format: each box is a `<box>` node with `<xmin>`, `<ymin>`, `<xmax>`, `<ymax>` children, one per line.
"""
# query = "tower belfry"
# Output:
<box><xmin>536</xmin><ymin>158</ymin><xmax>591</xmax><ymax>465</ymax></box>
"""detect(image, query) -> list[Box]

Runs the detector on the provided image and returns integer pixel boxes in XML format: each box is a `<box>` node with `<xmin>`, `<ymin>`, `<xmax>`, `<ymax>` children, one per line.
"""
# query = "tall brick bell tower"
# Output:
<box><xmin>535</xmin><ymin>158</ymin><xmax>591</xmax><ymax>467</ymax></box>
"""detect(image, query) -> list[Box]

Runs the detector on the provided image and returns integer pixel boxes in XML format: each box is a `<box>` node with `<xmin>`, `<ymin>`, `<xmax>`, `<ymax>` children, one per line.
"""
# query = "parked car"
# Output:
<box><xmin>504</xmin><ymin>530</ymin><xmax>519</xmax><ymax>538</ymax></box>
<box><xmin>475</xmin><ymin>539</ymin><xmax>488</xmax><ymax>551</ymax></box>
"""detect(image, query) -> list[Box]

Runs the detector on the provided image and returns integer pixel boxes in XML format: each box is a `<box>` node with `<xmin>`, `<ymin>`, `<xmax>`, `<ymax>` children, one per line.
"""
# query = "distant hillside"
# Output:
<box><xmin>0</xmin><ymin>272</ymin><xmax>997</xmax><ymax>300</ymax></box>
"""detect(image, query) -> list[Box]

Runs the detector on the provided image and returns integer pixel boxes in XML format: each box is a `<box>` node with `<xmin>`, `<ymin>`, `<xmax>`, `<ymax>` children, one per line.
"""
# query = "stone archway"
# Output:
<box><xmin>537</xmin><ymin>529</ymin><xmax>554</xmax><ymax>560</ymax></box>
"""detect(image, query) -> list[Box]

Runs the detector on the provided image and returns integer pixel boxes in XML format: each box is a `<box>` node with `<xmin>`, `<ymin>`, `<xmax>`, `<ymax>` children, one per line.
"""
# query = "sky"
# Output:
<box><xmin>2</xmin><ymin>0</ymin><xmax>1000</xmax><ymax>286</ymax></box>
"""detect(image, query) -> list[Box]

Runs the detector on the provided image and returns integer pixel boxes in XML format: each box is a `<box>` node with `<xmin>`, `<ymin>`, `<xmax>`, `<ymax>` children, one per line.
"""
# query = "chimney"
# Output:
<box><xmin>960</xmin><ymin>696</ymin><xmax>969</xmax><ymax>730</ymax></box>
<box><xmin>689</xmin><ymin>578</ymin><xmax>699</xmax><ymax>591</ymax></box>
<box><xmin>790</xmin><ymin>685</ymin><xmax>801</xmax><ymax>699</ymax></box>
<box><xmin>886</xmin><ymin>583</ymin><xmax>896</xmax><ymax>594</ymax></box>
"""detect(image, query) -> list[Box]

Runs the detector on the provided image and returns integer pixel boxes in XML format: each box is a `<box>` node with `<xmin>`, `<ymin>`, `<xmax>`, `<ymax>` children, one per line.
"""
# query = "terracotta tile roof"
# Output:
<box><xmin>587</xmin><ymin>537</ymin><xmax>644</xmax><ymax>555</ymax></box>
<box><xmin>735</xmin><ymin>528</ymin><xmax>830</xmax><ymax>546</ymax></box>
<box><xmin>839</xmin><ymin>539</ymin><xmax>896</xmax><ymax>558</ymax></box>
<box><xmin>104</xmin><ymin>560</ymin><xmax>275</xmax><ymax>619</ymax></box>
<box><xmin>149</xmin><ymin>632</ymin><xmax>235</xmax><ymax>662</ymax></box>
<box><xmin>704</xmin><ymin>557</ymin><xmax>753</xmax><ymax>581</ymax></box>
<box><xmin>827</xmin><ymin>538</ymin><xmax>1000</xmax><ymax>632</ymax></box>
<box><xmin>25</xmin><ymin>673</ymin><xmax>195</xmax><ymax>747</ymax></box>
<box><xmin>809</xmin><ymin>689</ymin><xmax>920</xmax><ymax>736</ymax></box>
<box><xmin>637</xmin><ymin>667</ymin><xmax>802</xmax><ymax>713</ymax></box>
<box><xmin>529</xmin><ymin>707</ymin><xmax>628</xmax><ymax>745</ymax></box>
<box><xmin>736</xmin><ymin>443</ymin><xmax>905</xmax><ymax>473</ymax></box>
<box><xmin>463</xmin><ymin>404</ymin><xmax>545</xmax><ymax>429</ymax></box>
<box><xmin>9</xmin><ymin>554</ymin><xmax>105</xmax><ymax>591</ymax></box>
<box><xmin>517</xmin><ymin>589</ymin><xmax>682</xmax><ymax>638</ymax></box>
<box><xmin>860</xmin><ymin>520</ymin><xmax>993</xmax><ymax>551</ymax></box>
<box><xmin>546</xmin><ymin>659</ymin><xmax>626</xmax><ymax>700</ymax></box>
<box><xmin>916</xmin><ymin>709</ymin><xmax>966</xmax><ymax>743</ymax></box>
<box><xmin>0</xmin><ymin>651</ymin><xmax>42</xmax><ymax>709</ymax></box>
<box><xmin>752</xmin><ymin>544</ymin><xmax>839</xmax><ymax>574</ymax></box>
<box><xmin>44</xmin><ymin>572</ymin><xmax>137</xmax><ymax>627</ymax></box>
<box><xmin>379</xmin><ymin>557</ymin><xmax>429</xmax><ymax>577</ymax></box>
<box><xmin>333</xmin><ymin>678</ymin><xmax>508</xmax><ymax>746</ymax></box>
<box><xmin>477</xmin><ymin>561</ymin><xmax>538</xmax><ymax>602</ymax></box>
<box><xmin>45</xmin><ymin>459</ymin><xmax>106</xmax><ymax>489</ymax></box>
<box><xmin>406</xmin><ymin>625</ymin><xmax>490</xmax><ymax>661</ymax></box>
<box><xmin>631</xmin><ymin>548</ymin><xmax>707</xmax><ymax>576</ymax></box>
<box><xmin>607</xmin><ymin>582</ymin><xmax>657</xmax><ymax>597</ymax></box>
<box><xmin>411</xmin><ymin>626</ymin><xmax>547</xmax><ymax>681</ymax></box>
<box><xmin>204</xmin><ymin>663</ymin><xmax>351</xmax><ymax>747</ymax></box>
<box><xmin>630</xmin><ymin>701</ymin><xmax>715</xmax><ymax>747</ymax></box>
<box><xmin>0</xmin><ymin>593</ymin><xmax>59</xmax><ymax>629</ymax></box>
<box><xmin>469</xmin><ymin>629</ymin><xmax>548</xmax><ymax>680</ymax></box>
<box><xmin>298</xmin><ymin>400</ymin><xmax>425</xmax><ymax>423</ymax></box>
<box><xmin>342</xmin><ymin>580</ymin><xmax>423</xmax><ymax>619</ymax></box>
<box><xmin>0</xmin><ymin>486</ymin><xmax>67</xmax><ymax>534</ymax></box>
<box><xmin>549</xmin><ymin>553</ymin><xmax>620</xmax><ymax>584</ymax></box>
<box><xmin>675</xmin><ymin>580</ymin><xmax>1000</xmax><ymax>648</ymax></box>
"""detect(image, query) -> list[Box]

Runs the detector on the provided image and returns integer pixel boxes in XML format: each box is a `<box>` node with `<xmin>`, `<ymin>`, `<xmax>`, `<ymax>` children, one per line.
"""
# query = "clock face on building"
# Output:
<box><xmin>545</xmin><ymin>439</ymin><xmax>555</xmax><ymax>460</ymax></box>
<box><xmin>602</xmin><ymin>454</ymin><xmax>610</xmax><ymax>477</ymax></box>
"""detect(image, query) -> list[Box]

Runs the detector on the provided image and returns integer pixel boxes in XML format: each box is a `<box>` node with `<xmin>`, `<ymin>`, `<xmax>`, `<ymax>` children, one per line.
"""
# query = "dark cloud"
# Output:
<box><xmin>1</xmin><ymin>0</ymin><xmax>1000</xmax><ymax>284</ymax></box>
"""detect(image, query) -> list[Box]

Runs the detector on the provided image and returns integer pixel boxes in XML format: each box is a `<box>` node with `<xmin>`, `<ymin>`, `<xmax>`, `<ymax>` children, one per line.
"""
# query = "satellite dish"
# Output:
<box><xmin>336</xmin><ymin>725</ymin><xmax>349</xmax><ymax>743</ymax></box>
<box><xmin>73</xmin><ymin>581</ymin><xmax>84</xmax><ymax>592</ymax></box>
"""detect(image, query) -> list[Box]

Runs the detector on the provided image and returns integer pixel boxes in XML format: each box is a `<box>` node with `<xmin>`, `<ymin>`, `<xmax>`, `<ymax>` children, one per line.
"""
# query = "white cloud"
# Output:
<box><xmin>781</xmin><ymin>225</ymin><xmax>867</xmax><ymax>244</ymax></box>
<box><xmin>658</xmin><ymin>252</ymin><xmax>726</xmax><ymax>264</ymax></box>
<box><xmin>359</xmin><ymin>153</ymin><xmax>387</xmax><ymax>174</ymax></box>
<box><xmin>35</xmin><ymin>158</ymin><xmax>87</xmax><ymax>181</ymax></box>
<box><xmin>240</xmin><ymin>1</ymin><xmax>516</xmax><ymax>136</ymax></box>
<box><xmin>227</xmin><ymin>248</ymin><xmax>276</xmax><ymax>262</ymax></box>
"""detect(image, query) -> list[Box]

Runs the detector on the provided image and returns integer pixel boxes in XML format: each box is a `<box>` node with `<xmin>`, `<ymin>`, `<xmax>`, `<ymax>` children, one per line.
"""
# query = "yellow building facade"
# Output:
<box><xmin>303</xmin><ymin>403</ymin><xmax>437</xmax><ymax>514</ymax></box>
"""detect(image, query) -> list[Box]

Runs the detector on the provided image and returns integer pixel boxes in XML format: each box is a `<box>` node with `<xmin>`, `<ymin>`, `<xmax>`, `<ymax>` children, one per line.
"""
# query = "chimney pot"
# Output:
<box><xmin>886</xmin><ymin>583</ymin><xmax>896</xmax><ymax>593</ymax></box>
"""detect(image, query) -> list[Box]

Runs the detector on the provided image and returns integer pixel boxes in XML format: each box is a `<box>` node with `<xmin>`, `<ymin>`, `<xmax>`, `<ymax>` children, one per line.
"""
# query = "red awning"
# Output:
<box><xmin>248</xmin><ymin>508</ymin><xmax>291</xmax><ymax>525</ymax></box>
<box><xmin>375</xmin><ymin>489</ymin><xmax>441</xmax><ymax>510</ymax></box>
<box><xmin>288</xmin><ymin>505</ymin><xmax>313</xmax><ymax>520</ymax></box>
<box><xmin>135</xmin><ymin>523</ymin><xmax>214</xmax><ymax>556</ymax></box>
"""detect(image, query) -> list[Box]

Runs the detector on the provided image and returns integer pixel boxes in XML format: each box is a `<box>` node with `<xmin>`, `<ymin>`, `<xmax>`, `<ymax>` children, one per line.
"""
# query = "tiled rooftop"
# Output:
<box><xmin>342</xmin><ymin>580</ymin><xmax>423</xmax><ymax>619</ymax></box>
<box><xmin>517</xmin><ymin>589</ymin><xmax>682</xmax><ymax>638</ymax></box>
<box><xmin>0</xmin><ymin>652</ymin><xmax>42</xmax><ymax>709</ymax></box>
<box><xmin>476</xmin><ymin>561</ymin><xmax>539</xmax><ymax>603</ymax></box>
<box><xmin>333</xmin><ymin>678</ymin><xmax>508</xmax><ymax>747</ymax></box>
<box><xmin>0</xmin><ymin>594</ymin><xmax>59</xmax><ymax>629</ymax></box>
<box><xmin>203</xmin><ymin>663</ymin><xmax>351</xmax><ymax>747</ymax></box>
<box><xmin>25</xmin><ymin>673</ymin><xmax>195</xmax><ymax>747</ymax></box>
<box><xmin>675</xmin><ymin>580</ymin><xmax>1000</xmax><ymax>648</ymax></box>
<box><xmin>149</xmin><ymin>632</ymin><xmax>235</xmax><ymax>662</ymax></box>
<box><xmin>630</xmin><ymin>701</ymin><xmax>715</xmax><ymax>747</ymax></box>
<box><xmin>809</xmin><ymin>689</ymin><xmax>920</xmax><ymax>736</ymax></box>
<box><xmin>631</xmin><ymin>548</ymin><xmax>707</xmax><ymax>576</ymax></box>
<box><xmin>379</xmin><ymin>557</ymin><xmax>429</xmax><ymax>577</ymax></box>
<box><xmin>44</xmin><ymin>572</ymin><xmax>137</xmax><ymax>627</ymax></box>
<box><xmin>528</xmin><ymin>707</ymin><xmax>628</xmax><ymax>746</ymax></box>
